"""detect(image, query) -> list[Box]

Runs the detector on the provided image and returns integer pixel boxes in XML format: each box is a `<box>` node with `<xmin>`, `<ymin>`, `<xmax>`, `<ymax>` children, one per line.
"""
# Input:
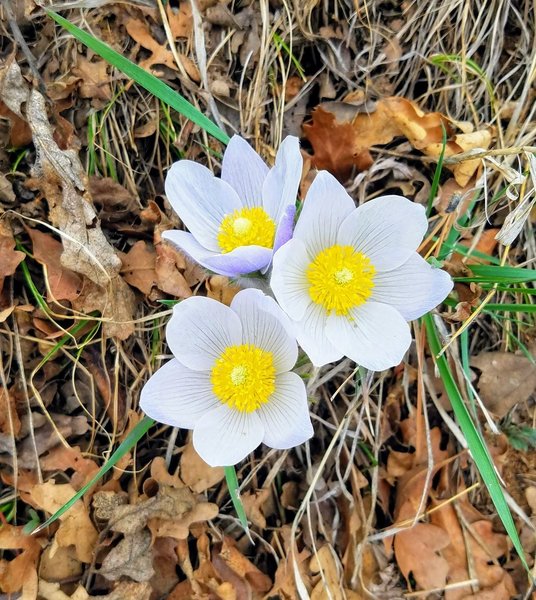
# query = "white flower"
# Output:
<box><xmin>140</xmin><ymin>289</ymin><xmax>313</xmax><ymax>467</ymax></box>
<box><xmin>163</xmin><ymin>135</ymin><xmax>302</xmax><ymax>278</ymax></box>
<box><xmin>270</xmin><ymin>172</ymin><xmax>454</xmax><ymax>370</ymax></box>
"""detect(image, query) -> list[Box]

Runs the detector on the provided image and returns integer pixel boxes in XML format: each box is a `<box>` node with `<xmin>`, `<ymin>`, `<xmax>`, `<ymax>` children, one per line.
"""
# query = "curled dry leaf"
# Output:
<box><xmin>29</xmin><ymin>481</ymin><xmax>99</xmax><ymax>563</ymax></box>
<box><xmin>303</xmin><ymin>98</ymin><xmax>492</xmax><ymax>185</ymax></box>
<box><xmin>0</xmin><ymin>58</ymin><xmax>136</xmax><ymax>339</ymax></box>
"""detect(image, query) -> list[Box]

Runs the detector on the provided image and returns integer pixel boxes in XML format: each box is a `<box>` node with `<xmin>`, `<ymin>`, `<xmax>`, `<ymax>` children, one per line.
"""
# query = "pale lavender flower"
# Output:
<box><xmin>163</xmin><ymin>135</ymin><xmax>302</xmax><ymax>277</ymax></box>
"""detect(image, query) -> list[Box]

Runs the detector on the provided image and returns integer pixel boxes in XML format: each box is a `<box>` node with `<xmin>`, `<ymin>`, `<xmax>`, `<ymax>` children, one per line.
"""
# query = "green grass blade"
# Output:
<box><xmin>28</xmin><ymin>416</ymin><xmax>155</xmax><ymax>534</ymax></box>
<box><xmin>455</xmin><ymin>264</ymin><xmax>536</xmax><ymax>284</ymax></box>
<box><xmin>224</xmin><ymin>466</ymin><xmax>251</xmax><ymax>540</ymax></box>
<box><xmin>427</xmin><ymin>122</ymin><xmax>447</xmax><ymax>216</ymax></box>
<box><xmin>424</xmin><ymin>314</ymin><xmax>529</xmax><ymax>572</ymax></box>
<box><xmin>46</xmin><ymin>10</ymin><xmax>230</xmax><ymax>145</ymax></box>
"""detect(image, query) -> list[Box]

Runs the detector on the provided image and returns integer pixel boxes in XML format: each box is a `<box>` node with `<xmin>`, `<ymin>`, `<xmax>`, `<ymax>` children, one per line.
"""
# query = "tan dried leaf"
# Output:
<box><xmin>180</xmin><ymin>440</ymin><xmax>224</xmax><ymax>493</ymax></box>
<box><xmin>0</xmin><ymin>525</ymin><xmax>40</xmax><ymax>594</ymax></box>
<box><xmin>72</xmin><ymin>56</ymin><xmax>112</xmax><ymax>101</ymax></box>
<box><xmin>29</xmin><ymin>481</ymin><xmax>99</xmax><ymax>563</ymax></box>
<box><xmin>27</xmin><ymin>227</ymin><xmax>83</xmax><ymax>301</ymax></box>
<box><xmin>471</xmin><ymin>351</ymin><xmax>536</xmax><ymax>417</ymax></box>
<box><xmin>119</xmin><ymin>240</ymin><xmax>157</xmax><ymax>295</ymax></box>
<box><xmin>304</xmin><ymin>98</ymin><xmax>491</xmax><ymax>185</ymax></box>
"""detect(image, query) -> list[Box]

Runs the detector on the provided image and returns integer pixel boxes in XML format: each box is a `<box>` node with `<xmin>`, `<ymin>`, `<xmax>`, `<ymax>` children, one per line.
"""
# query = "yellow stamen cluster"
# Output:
<box><xmin>217</xmin><ymin>207</ymin><xmax>276</xmax><ymax>253</ymax></box>
<box><xmin>306</xmin><ymin>244</ymin><xmax>375</xmax><ymax>315</ymax></box>
<box><xmin>211</xmin><ymin>344</ymin><xmax>276</xmax><ymax>412</ymax></box>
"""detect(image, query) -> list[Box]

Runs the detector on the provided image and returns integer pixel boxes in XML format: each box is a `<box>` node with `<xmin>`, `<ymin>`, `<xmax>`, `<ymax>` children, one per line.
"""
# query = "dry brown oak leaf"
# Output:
<box><xmin>303</xmin><ymin>97</ymin><xmax>491</xmax><ymax>185</ymax></box>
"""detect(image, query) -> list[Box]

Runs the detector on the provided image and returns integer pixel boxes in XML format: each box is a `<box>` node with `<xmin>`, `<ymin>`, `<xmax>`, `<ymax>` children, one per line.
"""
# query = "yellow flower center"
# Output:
<box><xmin>211</xmin><ymin>344</ymin><xmax>276</xmax><ymax>412</ymax></box>
<box><xmin>217</xmin><ymin>207</ymin><xmax>276</xmax><ymax>253</ymax></box>
<box><xmin>306</xmin><ymin>244</ymin><xmax>376</xmax><ymax>316</ymax></box>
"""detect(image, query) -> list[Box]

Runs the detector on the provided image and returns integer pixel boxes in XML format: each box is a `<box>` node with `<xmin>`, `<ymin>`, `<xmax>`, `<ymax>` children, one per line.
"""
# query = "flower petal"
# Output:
<box><xmin>163</xmin><ymin>230</ymin><xmax>272</xmax><ymax>277</ymax></box>
<box><xmin>293</xmin><ymin>171</ymin><xmax>355</xmax><ymax>257</ymax></box>
<box><xmin>230</xmin><ymin>289</ymin><xmax>298</xmax><ymax>373</ymax></box>
<box><xmin>193</xmin><ymin>404</ymin><xmax>264</xmax><ymax>466</ymax></box>
<box><xmin>326</xmin><ymin>302</ymin><xmax>411</xmax><ymax>371</ymax></box>
<box><xmin>372</xmin><ymin>253</ymin><xmax>454</xmax><ymax>320</ymax></box>
<box><xmin>258</xmin><ymin>372</ymin><xmax>313</xmax><ymax>449</ymax></box>
<box><xmin>221</xmin><ymin>135</ymin><xmax>269</xmax><ymax>208</ymax></box>
<box><xmin>296</xmin><ymin>303</ymin><xmax>343</xmax><ymax>367</ymax></box>
<box><xmin>271</xmin><ymin>238</ymin><xmax>311</xmax><ymax>321</ymax></box>
<box><xmin>165</xmin><ymin>160</ymin><xmax>242</xmax><ymax>251</ymax></box>
<box><xmin>203</xmin><ymin>245</ymin><xmax>273</xmax><ymax>276</ymax></box>
<box><xmin>162</xmin><ymin>229</ymin><xmax>220</xmax><ymax>271</ymax></box>
<box><xmin>262</xmin><ymin>136</ymin><xmax>302</xmax><ymax>223</ymax></box>
<box><xmin>140</xmin><ymin>359</ymin><xmax>218</xmax><ymax>429</ymax></box>
<box><xmin>166</xmin><ymin>296</ymin><xmax>242</xmax><ymax>370</ymax></box>
<box><xmin>273</xmin><ymin>203</ymin><xmax>296</xmax><ymax>254</ymax></box>
<box><xmin>338</xmin><ymin>195</ymin><xmax>428</xmax><ymax>271</ymax></box>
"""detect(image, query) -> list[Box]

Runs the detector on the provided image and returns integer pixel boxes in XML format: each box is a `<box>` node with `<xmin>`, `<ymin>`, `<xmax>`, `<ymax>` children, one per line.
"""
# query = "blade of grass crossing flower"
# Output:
<box><xmin>424</xmin><ymin>314</ymin><xmax>529</xmax><ymax>572</ymax></box>
<box><xmin>28</xmin><ymin>416</ymin><xmax>155</xmax><ymax>534</ymax></box>
<box><xmin>427</xmin><ymin>122</ymin><xmax>447</xmax><ymax>216</ymax></box>
<box><xmin>224</xmin><ymin>466</ymin><xmax>251</xmax><ymax>540</ymax></box>
<box><xmin>46</xmin><ymin>11</ymin><xmax>230</xmax><ymax>145</ymax></box>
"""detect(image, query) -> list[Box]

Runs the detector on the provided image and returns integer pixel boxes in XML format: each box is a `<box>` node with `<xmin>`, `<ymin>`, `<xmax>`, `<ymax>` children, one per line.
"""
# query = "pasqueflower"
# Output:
<box><xmin>140</xmin><ymin>289</ymin><xmax>313</xmax><ymax>467</ymax></box>
<box><xmin>163</xmin><ymin>135</ymin><xmax>302</xmax><ymax>277</ymax></box>
<box><xmin>270</xmin><ymin>171</ymin><xmax>453</xmax><ymax>370</ymax></box>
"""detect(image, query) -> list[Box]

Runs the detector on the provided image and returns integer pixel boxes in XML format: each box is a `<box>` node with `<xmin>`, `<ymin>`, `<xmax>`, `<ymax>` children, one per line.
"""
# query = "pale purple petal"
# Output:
<box><xmin>258</xmin><ymin>372</ymin><xmax>313</xmax><ymax>449</ymax></box>
<box><xmin>293</xmin><ymin>171</ymin><xmax>355</xmax><ymax>258</ymax></box>
<box><xmin>221</xmin><ymin>135</ymin><xmax>268</xmax><ymax>208</ymax></box>
<box><xmin>337</xmin><ymin>195</ymin><xmax>428</xmax><ymax>271</ymax></box>
<box><xmin>140</xmin><ymin>359</ymin><xmax>218</xmax><ymax>429</ymax></box>
<box><xmin>166</xmin><ymin>296</ymin><xmax>242</xmax><ymax>370</ymax></box>
<box><xmin>273</xmin><ymin>203</ymin><xmax>296</xmax><ymax>253</ymax></box>
<box><xmin>262</xmin><ymin>136</ymin><xmax>302</xmax><ymax>224</ymax></box>
<box><xmin>193</xmin><ymin>405</ymin><xmax>264</xmax><ymax>466</ymax></box>
<box><xmin>163</xmin><ymin>230</ymin><xmax>272</xmax><ymax>277</ymax></box>
<box><xmin>203</xmin><ymin>245</ymin><xmax>273</xmax><ymax>277</ymax></box>
<box><xmin>165</xmin><ymin>160</ymin><xmax>242</xmax><ymax>251</ymax></box>
<box><xmin>372</xmin><ymin>254</ymin><xmax>454</xmax><ymax>320</ymax></box>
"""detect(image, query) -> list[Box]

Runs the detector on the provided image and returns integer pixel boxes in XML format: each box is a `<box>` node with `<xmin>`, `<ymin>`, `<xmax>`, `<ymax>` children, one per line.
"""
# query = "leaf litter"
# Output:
<box><xmin>0</xmin><ymin>1</ymin><xmax>535</xmax><ymax>598</ymax></box>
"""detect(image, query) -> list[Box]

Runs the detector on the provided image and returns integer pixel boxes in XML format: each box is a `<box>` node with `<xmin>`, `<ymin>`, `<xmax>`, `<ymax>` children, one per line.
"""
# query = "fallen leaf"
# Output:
<box><xmin>205</xmin><ymin>275</ymin><xmax>240</xmax><ymax>305</ymax></box>
<box><xmin>39</xmin><ymin>544</ymin><xmax>82</xmax><ymax>583</ymax></box>
<box><xmin>119</xmin><ymin>241</ymin><xmax>157</xmax><ymax>296</ymax></box>
<box><xmin>310</xmin><ymin>545</ymin><xmax>345</xmax><ymax>600</ymax></box>
<box><xmin>471</xmin><ymin>351</ymin><xmax>536</xmax><ymax>417</ymax></box>
<box><xmin>0</xmin><ymin>222</ymin><xmax>25</xmax><ymax>291</ymax></box>
<box><xmin>89</xmin><ymin>176</ymin><xmax>139</xmax><ymax>224</ymax></box>
<box><xmin>303</xmin><ymin>98</ymin><xmax>491</xmax><ymax>185</ymax></box>
<box><xmin>27</xmin><ymin>227</ymin><xmax>83</xmax><ymax>302</ymax></box>
<box><xmin>154</xmin><ymin>242</ymin><xmax>194</xmax><ymax>298</ymax></box>
<box><xmin>0</xmin><ymin>385</ymin><xmax>21</xmax><ymax>436</ymax></box>
<box><xmin>72</xmin><ymin>56</ymin><xmax>112</xmax><ymax>102</ymax></box>
<box><xmin>212</xmin><ymin>536</ymin><xmax>272</xmax><ymax>593</ymax></box>
<box><xmin>166</xmin><ymin>1</ymin><xmax>192</xmax><ymax>39</ymax></box>
<box><xmin>99</xmin><ymin>529</ymin><xmax>154</xmax><ymax>582</ymax></box>
<box><xmin>29</xmin><ymin>481</ymin><xmax>99</xmax><ymax>563</ymax></box>
<box><xmin>180</xmin><ymin>440</ymin><xmax>224</xmax><ymax>493</ymax></box>
<box><xmin>0</xmin><ymin>525</ymin><xmax>41</xmax><ymax>595</ymax></box>
<box><xmin>0</xmin><ymin>58</ymin><xmax>136</xmax><ymax>339</ymax></box>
